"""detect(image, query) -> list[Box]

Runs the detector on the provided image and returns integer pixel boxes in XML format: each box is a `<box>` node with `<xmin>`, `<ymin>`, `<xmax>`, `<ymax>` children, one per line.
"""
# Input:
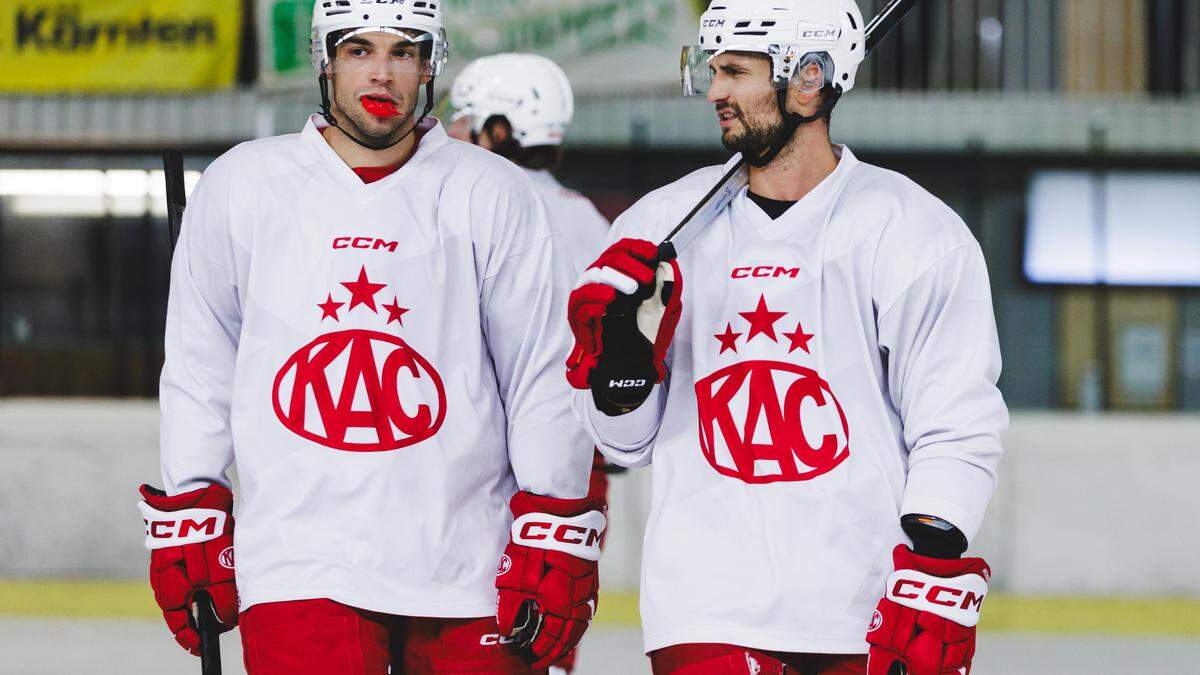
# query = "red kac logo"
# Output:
<box><xmin>274</xmin><ymin>329</ymin><xmax>446</xmax><ymax>451</ymax></box>
<box><xmin>696</xmin><ymin>360</ymin><xmax>849</xmax><ymax>483</ymax></box>
<box><xmin>696</xmin><ymin>292</ymin><xmax>848</xmax><ymax>484</ymax></box>
<box><xmin>273</xmin><ymin>266</ymin><xmax>446</xmax><ymax>452</ymax></box>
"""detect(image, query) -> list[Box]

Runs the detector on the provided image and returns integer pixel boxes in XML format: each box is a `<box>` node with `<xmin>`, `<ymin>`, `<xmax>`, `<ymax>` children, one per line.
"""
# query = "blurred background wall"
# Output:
<box><xmin>2</xmin><ymin>0</ymin><xmax>1199</xmax><ymax>615</ymax></box>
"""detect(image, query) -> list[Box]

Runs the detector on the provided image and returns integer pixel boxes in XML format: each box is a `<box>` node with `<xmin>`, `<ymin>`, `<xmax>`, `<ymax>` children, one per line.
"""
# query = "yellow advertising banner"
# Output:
<box><xmin>0</xmin><ymin>0</ymin><xmax>242</xmax><ymax>93</ymax></box>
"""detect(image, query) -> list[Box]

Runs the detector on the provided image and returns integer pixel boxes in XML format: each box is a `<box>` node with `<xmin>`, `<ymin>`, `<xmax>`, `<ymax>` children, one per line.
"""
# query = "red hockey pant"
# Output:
<box><xmin>240</xmin><ymin>598</ymin><xmax>545</xmax><ymax>674</ymax></box>
<box><xmin>650</xmin><ymin>643</ymin><xmax>867</xmax><ymax>675</ymax></box>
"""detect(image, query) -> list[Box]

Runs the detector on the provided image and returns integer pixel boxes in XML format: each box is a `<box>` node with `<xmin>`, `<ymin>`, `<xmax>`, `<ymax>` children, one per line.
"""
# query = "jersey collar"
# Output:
<box><xmin>735</xmin><ymin>144</ymin><xmax>860</xmax><ymax>240</ymax></box>
<box><xmin>301</xmin><ymin>115</ymin><xmax>449</xmax><ymax>197</ymax></box>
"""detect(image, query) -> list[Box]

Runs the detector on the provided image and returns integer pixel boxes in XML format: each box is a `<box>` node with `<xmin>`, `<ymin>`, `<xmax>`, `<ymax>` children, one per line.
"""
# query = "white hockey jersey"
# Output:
<box><xmin>576</xmin><ymin>147</ymin><xmax>1008</xmax><ymax>653</ymax></box>
<box><xmin>523</xmin><ymin>168</ymin><xmax>610</xmax><ymax>274</ymax></box>
<box><xmin>159</xmin><ymin>116</ymin><xmax>592</xmax><ymax>617</ymax></box>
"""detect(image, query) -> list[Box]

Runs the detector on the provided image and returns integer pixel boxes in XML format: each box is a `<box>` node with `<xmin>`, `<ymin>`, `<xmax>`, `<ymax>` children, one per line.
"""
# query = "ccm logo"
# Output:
<box><xmin>732</xmin><ymin>266</ymin><xmax>799</xmax><ymax>279</ymax></box>
<box><xmin>609</xmin><ymin>379</ymin><xmax>647</xmax><ymax>388</ymax></box>
<box><xmin>800</xmin><ymin>29</ymin><xmax>841</xmax><ymax>39</ymax></box>
<box><xmin>479</xmin><ymin>633</ymin><xmax>516</xmax><ymax>646</ymax></box>
<box><xmin>148</xmin><ymin>516</ymin><xmax>219</xmax><ymax>540</ymax></box>
<box><xmin>702</xmin><ymin>19</ymin><xmax>725</xmax><ymax>27</ymax></box>
<box><xmin>519</xmin><ymin>521</ymin><xmax>603</xmax><ymax>548</ymax></box>
<box><xmin>892</xmin><ymin>580</ymin><xmax>985</xmax><ymax>612</ymax></box>
<box><xmin>333</xmin><ymin>236</ymin><xmax>399</xmax><ymax>252</ymax></box>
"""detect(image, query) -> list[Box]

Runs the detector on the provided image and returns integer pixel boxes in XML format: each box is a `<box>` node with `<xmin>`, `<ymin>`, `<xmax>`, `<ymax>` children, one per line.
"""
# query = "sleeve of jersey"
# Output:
<box><xmin>158</xmin><ymin>172</ymin><xmax>241</xmax><ymax>495</ymax></box>
<box><xmin>877</xmin><ymin>243</ymin><xmax>1009</xmax><ymax>543</ymax></box>
<box><xmin>573</xmin><ymin>385</ymin><xmax>664</xmax><ymax>468</ymax></box>
<box><xmin>481</xmin><ymin>187</ymin><xmax>592</xmax><ymax>500</ymax></box>
<box><xmin>570</xmin><ymin>196</ymin><xmax>668</xmax><ymax>467</ymax></box>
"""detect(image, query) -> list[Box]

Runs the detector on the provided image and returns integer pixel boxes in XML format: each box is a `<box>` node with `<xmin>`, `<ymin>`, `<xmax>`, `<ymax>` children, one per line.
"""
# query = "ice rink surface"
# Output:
<box><xmin>4</xmin><ymin>618</ymin><xmax>1198</xmax><ymax>674</ymax></box>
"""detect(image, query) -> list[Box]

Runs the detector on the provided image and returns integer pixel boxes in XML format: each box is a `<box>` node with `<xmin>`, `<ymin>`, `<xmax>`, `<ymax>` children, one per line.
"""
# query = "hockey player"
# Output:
<box><xmin>445</xmin><ymin>53</ymin><xmax>615</xmax><ymax>675</ymax></box>
<box><xmin>136</xmin><ymin>2</ymin><xmax>602</xmax><ymax>673</ymax></box>
<box><xmin>444</xmin><ymin>53</ymin><xmax>610</xmax><ymax>275</ymax></box>
<box><xmin>566</xmin><ymin>1</ymin><xmax>1006</xmax><ymax>674</ymax></box>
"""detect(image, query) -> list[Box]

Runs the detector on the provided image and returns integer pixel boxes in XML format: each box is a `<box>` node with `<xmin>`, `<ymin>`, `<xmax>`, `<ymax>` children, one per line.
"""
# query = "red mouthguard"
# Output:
<box><xmin>361</xmin><ymin>96</ymin><xmax>399</xmax><ymax>118</ymax></box>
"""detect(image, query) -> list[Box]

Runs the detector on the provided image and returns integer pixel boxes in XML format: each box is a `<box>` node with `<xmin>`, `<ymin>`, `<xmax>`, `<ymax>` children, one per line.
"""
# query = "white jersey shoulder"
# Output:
<box><xmin>524</xmin><ymin>169</ymin><xmax>610</xmax><ymax>273</ymax></box>
<box><xmin>609</xmin><ymin>163</ymin><xmax>730</xmax><ymax>244</ymax></box>
<box><xmin>837</xmin><ymin>160</ymin><xmax>982</xmax><ymax>312</ymax></box>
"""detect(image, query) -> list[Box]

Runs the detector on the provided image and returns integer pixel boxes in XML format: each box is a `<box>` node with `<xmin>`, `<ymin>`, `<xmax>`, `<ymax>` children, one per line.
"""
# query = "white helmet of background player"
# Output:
<box><xmin>310</xmin><ymin>0</ymin><xmax>450</xmax><ymax>145</ymax></box>
<box><xmin>449</xmin><ymin>53</ymin><xmax>575</xmax><ymax>147</ymax></box>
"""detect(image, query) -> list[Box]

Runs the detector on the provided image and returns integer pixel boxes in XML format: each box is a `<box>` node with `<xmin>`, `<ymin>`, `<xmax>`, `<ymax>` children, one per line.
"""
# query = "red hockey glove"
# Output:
<box><xmin>496</xmin><ymin>491</ymin><xmax>606</xmax><ymax>669</ymax></box>
<box><xmin>566</xmin><ymin>238</ymin><xmax>683</xmax><ymax>415</ymax></box>
<box><xmin>867</xmin><ymin>545</ymin><xmax>991</xmax><ymax>675</ymax></box>
<box><xmin>138</xmin><ymin>482</ymin><xmax>238</xmax><ymax>655</ymax></box>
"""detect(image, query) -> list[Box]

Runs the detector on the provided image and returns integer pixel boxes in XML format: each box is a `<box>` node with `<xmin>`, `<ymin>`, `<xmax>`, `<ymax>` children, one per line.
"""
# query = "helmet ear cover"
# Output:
<box><xmin>793</xmin><ymin>52</ymin><xmax>832</xmax><ymax>95</ymax></box>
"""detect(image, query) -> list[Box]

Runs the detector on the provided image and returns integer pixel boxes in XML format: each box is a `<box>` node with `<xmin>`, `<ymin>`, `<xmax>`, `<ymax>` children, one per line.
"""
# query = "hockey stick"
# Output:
<box><xmin>161</xmin><ymin>149</ymin><xmax>223</xmax><ymax>675</ymax></box>
<box><xmin>659</xmin><ymin>0</ymin><xmax>922</xmax><ymax>261</ymax></box>
<box><xmin>163</xmin><ymin>149</ymin><xmax>186</xmax><ymax>250</ymax></box>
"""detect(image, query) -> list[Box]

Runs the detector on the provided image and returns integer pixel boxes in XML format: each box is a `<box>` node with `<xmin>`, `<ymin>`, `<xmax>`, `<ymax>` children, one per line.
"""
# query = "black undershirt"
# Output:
<box><xmin>747</xmin><ymin>190</ymin><xmax>798</xmax><ymax>220</ymax></box>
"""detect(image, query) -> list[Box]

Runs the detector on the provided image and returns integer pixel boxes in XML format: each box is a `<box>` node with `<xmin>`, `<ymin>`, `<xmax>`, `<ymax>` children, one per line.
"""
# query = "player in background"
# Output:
<box><xmin>444</xmin><ymin>53</ymin><xmax>615</xmax><ymax>675</ymax></box>
<box><xmin>566</xmin><ymin>1</ymin><xmax>1006</xmax><ymax>674</ymax></box>
<box><xmin>136</xmin><ymin>2</ymin><xmax>601</xmax><ymax>673</ymax></box>
<box><xmin>444</xmin><ymin>53</ymin><xmax>610</xmax><ymax>275</ymax></box>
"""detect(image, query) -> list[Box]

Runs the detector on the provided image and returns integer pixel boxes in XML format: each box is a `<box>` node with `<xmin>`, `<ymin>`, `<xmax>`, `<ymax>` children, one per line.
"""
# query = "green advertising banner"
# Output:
<box><xmin>260</xmin><ymin>0</ymin><xmax>689</xmax><ymax>91</ymax></box>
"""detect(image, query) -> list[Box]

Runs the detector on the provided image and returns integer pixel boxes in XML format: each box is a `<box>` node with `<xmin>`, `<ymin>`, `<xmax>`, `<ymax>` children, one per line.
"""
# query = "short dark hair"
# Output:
<box><xmin>481</xmin><ymin>116</ymin><xmax>565</xmax><ymax>171</ymax></box>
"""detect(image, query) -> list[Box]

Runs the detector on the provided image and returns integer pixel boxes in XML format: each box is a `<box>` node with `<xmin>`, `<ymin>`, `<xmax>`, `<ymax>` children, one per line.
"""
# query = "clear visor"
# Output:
<box><xmin>681</xmin><ymin>46</ymin><xmax>716</xmax><ymax>97</ymax></box>
<box><xmin>327</xmin><ymin>27</ymin><xmax>435</xmax><ymax>75</ymax></box>
<box><xmin>681</xmin><ymin>46</ymin><xmax>830</xmax><ymax>97</ymax></box>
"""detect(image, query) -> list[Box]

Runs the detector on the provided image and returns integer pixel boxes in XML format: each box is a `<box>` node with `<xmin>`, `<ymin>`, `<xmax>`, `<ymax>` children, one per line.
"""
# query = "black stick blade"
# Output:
<box><xmin>162</xmin><ymin>149</ymin><xmax>186</xmax><ymax>250</ymax></box>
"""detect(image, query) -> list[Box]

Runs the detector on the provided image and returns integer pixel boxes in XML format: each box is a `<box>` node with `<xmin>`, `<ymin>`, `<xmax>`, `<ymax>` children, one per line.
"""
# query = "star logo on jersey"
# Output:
<box><xmin>714</xmin><ymin>323</ymin><xmax>742</xmax><ymax>355</ymax></box>
<box><xmin>695</xmin><ymin>293</ymin><xmax>849</xmax><ymax>484</ymax></box>
<box><xmin>340</xmin><ymin>266</ymin><xmax>388</xmax><ymax>312</ymax></box>
<box><xmin>272</xmin><ymin>266</ymin><xmax>446</xmax><ymax>452</ymax></box>
<box><xmin>713</xmin><ymin>295</ymin><xmax>812</xmax><ymax>355</ymax></box>
<box><xmin>738</xmin><ymin>295</ymin><xmax>787</xmax><ymax>342</ymax></box>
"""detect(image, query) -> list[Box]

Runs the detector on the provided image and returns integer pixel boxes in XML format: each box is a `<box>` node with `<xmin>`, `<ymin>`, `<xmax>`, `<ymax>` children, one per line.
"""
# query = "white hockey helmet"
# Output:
<box><xmin>682</xmin><ymin>0</ymin><xmax>866</xmax><ymax>97</ymax></box>
<box><xmin>449</xmin><ymin>53</ymin><xmax>575</xmax><ymax>147</ymax></box>
<box><xmin>310</xmin><ymin>0</ymin><xmax>449</xmax><ymax>78</ymax></box>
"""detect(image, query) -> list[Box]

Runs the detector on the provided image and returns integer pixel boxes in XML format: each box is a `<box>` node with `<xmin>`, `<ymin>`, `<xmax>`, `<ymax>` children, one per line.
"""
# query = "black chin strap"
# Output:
<box><xmin>745</xmin><ymin>86</ymin><xmax>843</xmax><ymax>168</ymax></box>
<box><xmin>319</xmin><ymin>74</ymin><xmax>436</xmax><ymax>152</ymax></box>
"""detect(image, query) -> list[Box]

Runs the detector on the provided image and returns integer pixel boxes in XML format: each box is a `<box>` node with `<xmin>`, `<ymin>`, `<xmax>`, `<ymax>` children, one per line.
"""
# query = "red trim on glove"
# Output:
<box><xmin>894</xmin><ymin>544</ymin><xmax>991</xmax><ymax>581</ymax></box>
<box><xmin>140</xmin><ymin>482</ymin><xmax>233</xmax><ymax>513</ymax></box>
<box><xmin>509</xmin><ymin>490</ymin><xmax>605</xmax><ymax>519</ymax></box>
<box><xmin>649</xmin><ymin>258</ymin><xmax>684</xmax><ymax>382</ymax></box>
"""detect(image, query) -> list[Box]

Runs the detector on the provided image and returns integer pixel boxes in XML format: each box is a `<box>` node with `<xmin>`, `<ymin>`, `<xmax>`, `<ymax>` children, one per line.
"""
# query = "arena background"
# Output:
<box><xmin>1</xmin><ymin>1</ymin><xmax>1198</xmax><ymax>672</ymax></box>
